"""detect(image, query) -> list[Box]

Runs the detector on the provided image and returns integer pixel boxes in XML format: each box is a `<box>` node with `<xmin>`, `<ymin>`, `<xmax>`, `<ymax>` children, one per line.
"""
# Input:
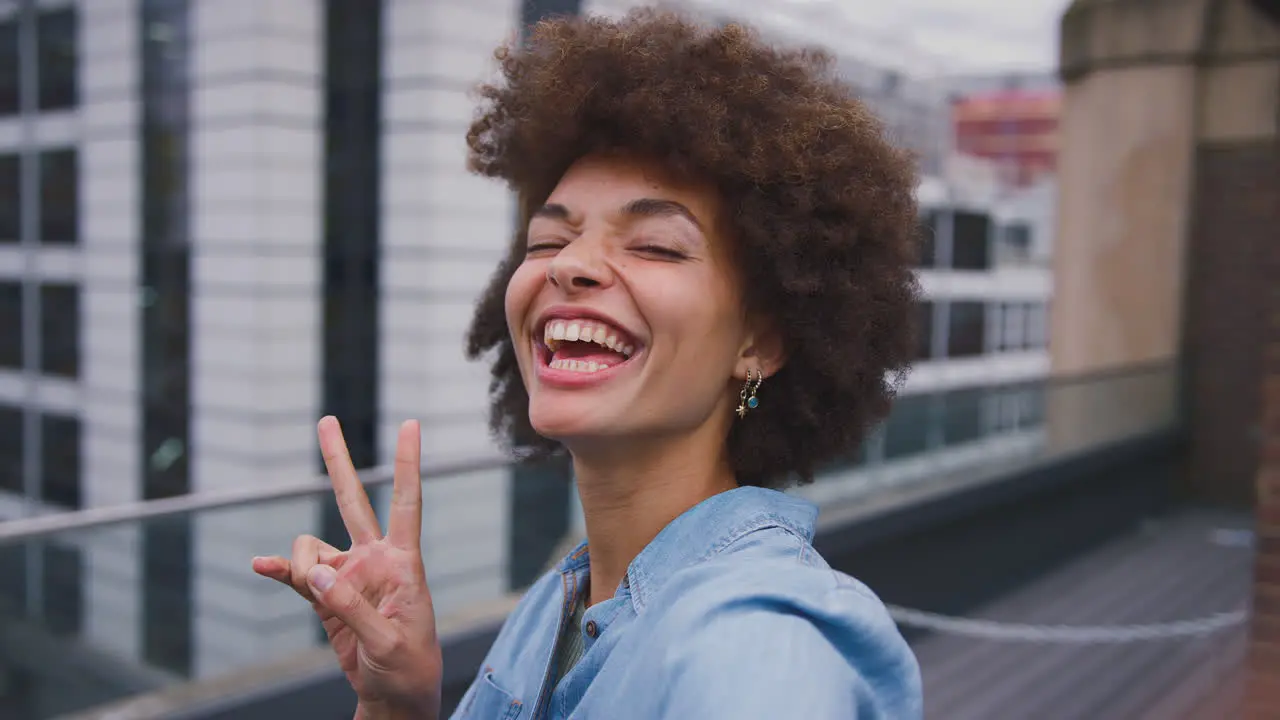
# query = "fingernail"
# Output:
<box><xmin>308</xmin><ymin>564</ymin><xmax>337</xmax><ymax>593</ymax></box>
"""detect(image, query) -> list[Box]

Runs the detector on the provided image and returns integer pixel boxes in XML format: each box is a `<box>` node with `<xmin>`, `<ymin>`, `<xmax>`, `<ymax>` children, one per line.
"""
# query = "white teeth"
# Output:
<box><xmin>540</xmin><ymin>318</ymin><xmax>637</xmax><ymax>358</ymax></box>
<box><xmin>548</xmin><ymin>358</ymin><xmax>611</xmax><ymax>373</ymax></box>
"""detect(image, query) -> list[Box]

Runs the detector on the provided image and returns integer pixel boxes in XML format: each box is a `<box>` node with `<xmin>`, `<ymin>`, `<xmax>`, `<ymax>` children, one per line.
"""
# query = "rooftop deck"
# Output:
<box><xmin>913</xmin><ymin>508</ymin><xmax>1252</xmax><ymax>720</ymax></box>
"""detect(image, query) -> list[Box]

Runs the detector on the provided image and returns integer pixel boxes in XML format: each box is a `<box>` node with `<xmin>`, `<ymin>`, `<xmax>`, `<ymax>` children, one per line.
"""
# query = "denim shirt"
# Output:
<box><xmin>450</xmin><ymin>486</ymin><xmax>923</xmax><ymax>720</ymax></box>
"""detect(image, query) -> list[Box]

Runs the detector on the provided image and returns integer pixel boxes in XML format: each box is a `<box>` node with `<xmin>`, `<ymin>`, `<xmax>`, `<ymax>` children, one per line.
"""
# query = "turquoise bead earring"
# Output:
<box><xmin>735</xmin><ymin>369</ymin><xmax>763</xmax><ymax>419</ymax></box>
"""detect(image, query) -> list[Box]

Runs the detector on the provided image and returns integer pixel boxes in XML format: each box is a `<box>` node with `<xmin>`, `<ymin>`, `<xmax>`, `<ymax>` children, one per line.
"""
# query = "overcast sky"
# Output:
<box><xmin>832</xmin><ymin>0</ymin><xmax>1072</xmax><ymax>73</ymax></box>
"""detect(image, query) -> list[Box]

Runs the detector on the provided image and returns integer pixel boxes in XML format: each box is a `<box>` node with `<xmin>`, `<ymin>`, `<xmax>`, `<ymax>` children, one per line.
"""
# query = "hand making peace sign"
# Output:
<box><xmin>252</xmin><ymin>417</ymin><xmax>442</xmax><ymax>720</ymax></box>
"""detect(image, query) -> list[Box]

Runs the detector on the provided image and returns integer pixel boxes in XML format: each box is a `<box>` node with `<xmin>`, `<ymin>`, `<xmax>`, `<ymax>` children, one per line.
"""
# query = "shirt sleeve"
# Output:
<box><xmin>654</xmin><ymin>586</ymin><xmax>922</xmax><ymax>720</ymax></box>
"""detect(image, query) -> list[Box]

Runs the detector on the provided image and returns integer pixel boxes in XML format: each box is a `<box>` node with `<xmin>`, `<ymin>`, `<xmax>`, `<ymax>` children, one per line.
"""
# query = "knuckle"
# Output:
<box><xmin>383</xmin><ymin>634</ymin><xmax>407</xmax><ymax>657</ymax></box>
<box><xmin>291</xmin><ymin>534</ymin><xmax>317</xmax><ymax>556</ymax></box>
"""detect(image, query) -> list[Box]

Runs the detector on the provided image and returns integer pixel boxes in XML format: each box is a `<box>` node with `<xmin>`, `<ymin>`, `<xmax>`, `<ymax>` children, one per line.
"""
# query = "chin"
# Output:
<box><xmin>527</xmin><ymin>397</ymin><xmax>624</xmax><ymax>444</ymax></box>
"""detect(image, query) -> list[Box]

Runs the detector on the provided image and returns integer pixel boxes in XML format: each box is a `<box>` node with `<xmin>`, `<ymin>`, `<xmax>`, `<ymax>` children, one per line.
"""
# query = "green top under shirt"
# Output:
<box><xmin>550</xmin><ymin>582</ymin><xmax>589</xmax><ymax>689</ymax></box>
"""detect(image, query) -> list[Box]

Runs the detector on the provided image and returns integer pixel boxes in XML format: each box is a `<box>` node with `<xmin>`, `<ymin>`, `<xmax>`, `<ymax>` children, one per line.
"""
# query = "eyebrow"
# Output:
<box><xmin>532</xmin><ymin>198</ymin><xmax>704</xmax><ymax>231</ymax></box>
<box><xmin>531</xmin><ymin>203</ymin><xmax>572</xmax><ymax>221</ymax></box>
<box><xmin>619</xmin><ymin>198</ymin><xmax>704</xmax><ymax>231</ymax></box>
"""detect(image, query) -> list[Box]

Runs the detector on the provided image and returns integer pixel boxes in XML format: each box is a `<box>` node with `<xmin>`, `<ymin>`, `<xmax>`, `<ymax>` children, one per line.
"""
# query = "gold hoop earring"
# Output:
<box><xmin>736</xmin><ymin>369</ymin><xmax>763</xmax><ymax>419</ymax></box>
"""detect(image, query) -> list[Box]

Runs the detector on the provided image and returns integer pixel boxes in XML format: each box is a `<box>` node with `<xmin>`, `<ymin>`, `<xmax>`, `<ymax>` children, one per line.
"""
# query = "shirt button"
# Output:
<box><xmin>585</xmin><ymin>620</ymin><xmax>599</xmax><ymax>638</ymax></box>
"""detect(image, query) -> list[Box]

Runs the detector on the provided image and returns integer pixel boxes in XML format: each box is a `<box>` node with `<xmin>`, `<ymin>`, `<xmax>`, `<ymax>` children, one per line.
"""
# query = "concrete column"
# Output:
<box><xmin>78</xmin><ymin>0</ymin><xmax>144</xmax><ymax>668</ymax></box>
<box><xmin>379</xmin><ymin>0</ymin><xmax>525</xmax><ymax>615</ymax></box>
<box><xmin>186</xmin><ymin>0</ymin><xmax>326</xmax><ymax>679</ymax></box>
<box><xmin>1054</xmin><ymin>0</ymin><xmax>1280</xmax><ymax>713</ymax></box>
<box><xmin>1050</xmin><ymin>0</ymin><xmax>1279</xmax><ymax>505</ymax></box>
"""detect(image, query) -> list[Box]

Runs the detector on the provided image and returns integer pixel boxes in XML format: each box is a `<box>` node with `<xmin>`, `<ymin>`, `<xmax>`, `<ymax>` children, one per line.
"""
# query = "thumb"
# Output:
<box><xmin>307</xmin><ymin>564</ymin><xmax>339</xmax><ymax>593</ymax></box>
<box><xmin>307</xmin><ymin>565</ymin><xmax>399</xmax><ymax>657</ymax></box>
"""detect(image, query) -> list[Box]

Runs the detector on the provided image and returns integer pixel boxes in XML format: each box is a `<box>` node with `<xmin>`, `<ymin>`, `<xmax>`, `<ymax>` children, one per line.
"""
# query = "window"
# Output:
<box><xmin>507</xmin><ymin>456</ymin><xmax>574</xmax><ymax>589</ymax></box>
<box><xmin>916</xmin><ymin>301</ymin><xmax>934</xmax><ymax>360</ymax></box>
<box><xmin>141</xmin><ymin>0</ymin><xmax>194</xmax><ymax>679</ymax></box>
<box><xmin>880</xmin><ymin>70</ymin><xmax>901</xmax><ymax>95</ymax></box>
<box><xmin>995</xmin><ymin>382</ymin><xmax>1046</xmax><ymax>431</ymax></box>
<box><xmin>521</xmin><ymin>0</ymin><xmax>585</xmax><ymax>28</ymax></box>
<box><xmin>1025</xmin><ymin>302</ymin><xmax>1047</xmax><ymax>349</ymax></box>
<box><xmin>1004</xmin><ymin>222</ymin><xmax>1032</xmax><ymax>251</ymax></box>
<box><xmin>42</xmin><ymin>542</ymin><xmax>83</xmax><ymax>635</ymax></box>
<box><xmin>0</xmin><ymin>542</ymin><xmax>27</xmax><ymax>619</ymax></box>
<box><xmin>1023</xmin><ymin>383</ymin><xmax>1046</xmax><ymax>426</ymax></box>
<box><xmin>947</xmin><ymin>301</ymin><xmax>986</xmax><ymax>358</ymax></box>
<box><xmin>0</xmin><ymin>7</ymin><xmax>78</xmax><ymax>116</ymax></box>
<box><xmin>0</xmin><ymin>404</ymin><xmax>23</xmax><ymax>494</ymax></box>
<box><xmin>39</xmin><ymin>283</ymin><xmax>79</xmax><ymax>377</ymax></box>
<box><xmin>916</xmin><ymin>211</ymin><xmax>937</xmax><ymax>267</ymax></box>
<box><xmin>140</xmin><ymin>0</ymin><xmax>192</xmax><ymax>502</ymax></box>
<box><xmin>37</xmin><ymin>7</ymin><xmax>77</xmax><ymax>111</ymax></box>
<box><xmin>1001</xmin><ymin>303</ymin><xmax>1026</xmax><ymax>351</ymax></box>
<box><xmin>0</xmin><ymin>149</ymin><xmax>79</xmax><ymax>244</ymax></box>
<box><xmin>0</xmin><ymin>153</ymin><xmax>17</xmax><ymax>242</ymax></box>
<box><xmin>997</xmin><ymin>221</ymin><xmax>1033</xmax><ymax>265</ymax></box>
<box><xmin>142</xmin><ymin>519</ymin><xmax>192</xmax><ymax>675</ymax></box>
<box><xmin>883</xmin><ymin>394</ymin><xmax>933</xmax><ymax>459</ymax></box>
<box><xmin>41</xmin><ymin>413</ymin><xmax>80</xmax><ymax>508</ymax></box>
<box><xmin>321</xmin><ymin>0</ymin><xmax>382</xmax><ymax>486</ymax></box>
<box><xmin>850</xmin><ymin>436</ymin><xmax>874</xmax><ymax>467</ymax></box>
<box><xmin>942</xmin><ymin>387</ymin><xmax>985</xmax><ymax>446</ymax></box>
<box><xmin>993</xmin><ymin>389</ymin><xmax>1019</xmax><ymax>432</ymax></box>
<box><xmin>951</xmin><ymin>211</ymin><xmax>991</xmax><ymax>270</ymax></box>
<box><xmin>40</xmin><ymin>148</ymin><xmax>78</xmax><ymax>244</ymax></box>
<box><xmin>0</xmin><ymin>17</ymin><xmax>16</xmax><ymax>116</ymax></box>
<box><xmin>0</xmin><ymin>281</ymin><xmax>20</xmax><ymax>369</ymax></box>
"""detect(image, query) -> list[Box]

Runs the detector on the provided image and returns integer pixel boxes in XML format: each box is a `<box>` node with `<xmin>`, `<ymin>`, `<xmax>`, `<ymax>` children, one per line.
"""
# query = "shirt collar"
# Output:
<box><xmin>555</xmin><ymin>486</ymin><xmax>818</xmax><ymax>613</ymax></box>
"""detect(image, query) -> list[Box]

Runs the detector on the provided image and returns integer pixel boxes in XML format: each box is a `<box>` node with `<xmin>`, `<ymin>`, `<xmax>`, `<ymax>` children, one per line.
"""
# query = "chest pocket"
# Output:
<box><xmin>456</xmin><ymin>667</ymin><xmax>525</xmax><ymax>720</ymax></box>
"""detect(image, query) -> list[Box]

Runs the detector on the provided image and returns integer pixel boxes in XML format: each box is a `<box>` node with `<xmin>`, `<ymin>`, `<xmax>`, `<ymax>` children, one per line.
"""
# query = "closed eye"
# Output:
<box><xmin>526</xmin><ymin>242</ymin><xmax>565</xmax><ymax>255</ymax></box>
<box><xmin>635</xmin><ymin>245</ymin><xmax>687</xmax><ymax>260</ymax></box>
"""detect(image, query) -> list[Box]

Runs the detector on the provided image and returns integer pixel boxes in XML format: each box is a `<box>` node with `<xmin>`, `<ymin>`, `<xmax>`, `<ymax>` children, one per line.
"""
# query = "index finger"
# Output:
<box><xmin>317</xmin><ymin>416</ymin><xmax>382</xmax><ymax>545</ymax></box>
<box><xmin>387</xmin><ymin>419</ymin><xmax>423</xmax><ymax>550</ymax></box>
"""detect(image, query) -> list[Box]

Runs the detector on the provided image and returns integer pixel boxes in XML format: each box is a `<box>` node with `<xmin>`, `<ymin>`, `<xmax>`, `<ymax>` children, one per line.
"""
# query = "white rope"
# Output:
<box><xmin>885</xmin><ymin>605</ymin><xmax>1248</xmax><ymax>643</ymax></box>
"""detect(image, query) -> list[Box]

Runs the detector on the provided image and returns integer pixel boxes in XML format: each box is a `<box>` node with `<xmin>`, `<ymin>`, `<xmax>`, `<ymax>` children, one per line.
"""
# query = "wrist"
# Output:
<box><xmin>355</xmin><ymin>699</ymin><xmax>437</xmax><ymax>720</ymax></box>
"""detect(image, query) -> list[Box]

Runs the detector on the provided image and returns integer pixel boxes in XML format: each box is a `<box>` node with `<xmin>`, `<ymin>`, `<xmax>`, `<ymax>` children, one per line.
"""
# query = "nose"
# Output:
<box><xmin>545</xmin><ymin>238</ymin><xmax>613</xmax><ymax>293</ymax></box>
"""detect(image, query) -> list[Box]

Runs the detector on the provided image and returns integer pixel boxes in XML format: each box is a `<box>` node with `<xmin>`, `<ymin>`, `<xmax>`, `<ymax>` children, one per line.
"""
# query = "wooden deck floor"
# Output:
<box><xmin>911</xmin><ymin>509</ymin><xmax>1253</xmax><ymax>720</ymax></box>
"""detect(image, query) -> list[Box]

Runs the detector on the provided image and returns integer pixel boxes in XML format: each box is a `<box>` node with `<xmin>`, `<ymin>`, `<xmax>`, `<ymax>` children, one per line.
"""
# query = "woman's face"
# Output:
<box><xmin>505</xmin><ymin>154</ymin><xmax>759</xmax><ymax>450</ymax></box>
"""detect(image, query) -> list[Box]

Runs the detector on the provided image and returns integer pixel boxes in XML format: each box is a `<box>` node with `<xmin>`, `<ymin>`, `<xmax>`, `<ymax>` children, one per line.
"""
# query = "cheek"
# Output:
<box><xmin>504</xmin><ymin>261</ymin><xmax>543</xmax><ymax>337</ymax></box>
<box><xmin>646</xmin><ymin>272</ymin><xmax>744</xmax><ymax>362</ymax></box>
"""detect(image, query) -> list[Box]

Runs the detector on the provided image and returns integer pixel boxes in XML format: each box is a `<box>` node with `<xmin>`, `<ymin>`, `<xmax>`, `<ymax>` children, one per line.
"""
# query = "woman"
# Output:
<box><xmin>253</xmin><ymin>10</ymin><xmax>922</xmax><ymax>720</ymax></box>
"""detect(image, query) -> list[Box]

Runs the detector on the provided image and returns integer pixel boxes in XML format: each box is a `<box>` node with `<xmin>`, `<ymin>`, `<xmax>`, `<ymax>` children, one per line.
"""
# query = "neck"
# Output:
<box><xmin>572</xmin><ymin>427</ymin><xmax>737</xmax><ymax>607</ymax></box>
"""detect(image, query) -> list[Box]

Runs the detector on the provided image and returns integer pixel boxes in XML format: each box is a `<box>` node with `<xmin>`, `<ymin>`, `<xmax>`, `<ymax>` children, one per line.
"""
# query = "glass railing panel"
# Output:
<box><xmin>0</xmin><ymin>463</ymin><xmax>567</xmax><ymax>718</ymax></box>
<box><xmin>796</xmin><ymin>362</ymin><xmax>1177</xmax><ymax>510</ymax></box>
<box><xmin>1041</xmin><ymin>362</ymin><xmax>1178</xmax><ymax>457</ymax></box>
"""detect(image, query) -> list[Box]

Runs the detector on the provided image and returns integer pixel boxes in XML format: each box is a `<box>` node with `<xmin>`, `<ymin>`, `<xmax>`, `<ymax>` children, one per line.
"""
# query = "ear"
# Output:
<box><xmin>734</xmin><ymin>319</ymin><xmax>787</xmax><ymax>381</ymax></box>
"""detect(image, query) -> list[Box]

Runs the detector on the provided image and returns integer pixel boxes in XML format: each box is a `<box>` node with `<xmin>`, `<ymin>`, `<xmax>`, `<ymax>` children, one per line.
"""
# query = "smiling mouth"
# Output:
<box><xmin>537</xmin><ymin>318</ymin><xmax>640</xmax><ymax>374</ymax></box>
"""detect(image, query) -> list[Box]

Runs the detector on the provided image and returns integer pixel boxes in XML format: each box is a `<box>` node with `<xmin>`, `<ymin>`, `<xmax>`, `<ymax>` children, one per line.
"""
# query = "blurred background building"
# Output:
<box><xmin>0</xmin><ymin>0</ymin><xmax>1057</xmax><ymax>681</ymax></box>
<box><xmin>0</xmin><ymin>0</ymin><xmax>1275</xmax><ymax>718</ymax></box>
<box><xmin>951</xmin><ymin>83</ymin><xmax>1060</xmax><ymax>188</ymax></box>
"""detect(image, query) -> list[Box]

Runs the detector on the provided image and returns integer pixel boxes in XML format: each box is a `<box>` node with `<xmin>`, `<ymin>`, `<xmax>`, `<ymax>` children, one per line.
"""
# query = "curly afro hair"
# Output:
<box><xmin>464</xmin><ymin>9</ymin><xmax>920</xmax><ymax>488</ymax></box>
